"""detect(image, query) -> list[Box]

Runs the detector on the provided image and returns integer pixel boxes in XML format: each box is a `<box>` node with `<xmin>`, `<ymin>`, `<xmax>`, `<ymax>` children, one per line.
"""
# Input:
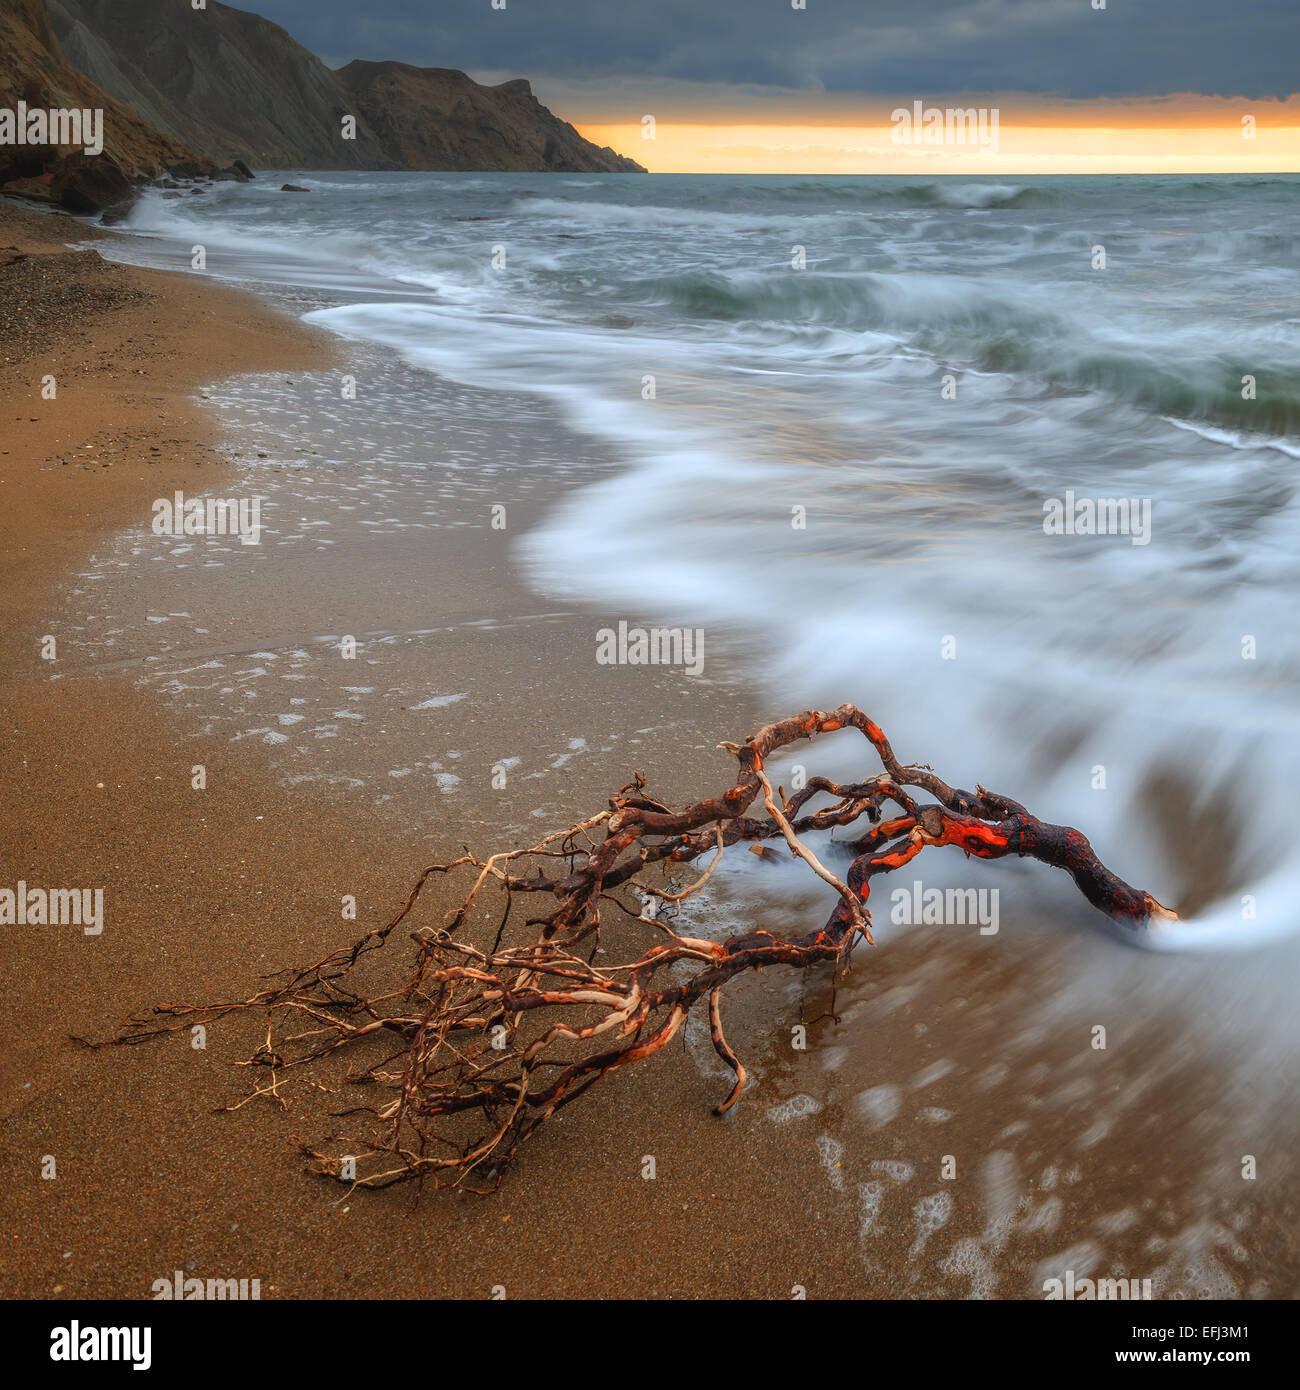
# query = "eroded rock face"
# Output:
<box><xmin>46</xmin><ymin>0</ymin><xmax>644</xmax><ymax>174</ymax></box>
<box><xmin>1</xmin><ymin>0</ymin><xmax>205</xmax><ymax>185</ymax></box>
<box><xmin>48</xmin><ymin>0</ymin><xmax>393</xmax><ymax>170</ymax></box>
<box><xmin>49</xmin><ymin>149</ymin><xmax>132</xmax><ymax>212</ymax></box>
<box><xmin>333</xmin><ymin>64</ymin><xmax>647</xmax><ymax>174</ymax></box>
<box><xmin>5</xmin><ymin>0</ymin><xmax>643</xmax><ymax>217</ymax></box>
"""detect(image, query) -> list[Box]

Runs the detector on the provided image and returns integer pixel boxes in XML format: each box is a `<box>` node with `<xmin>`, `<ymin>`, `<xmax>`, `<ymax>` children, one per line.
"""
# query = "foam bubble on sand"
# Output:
<box><xmin>869</xmin><ymin>1159</ymin><xmax>914</xmax><ymax>1183</ymax></box>
<box><xmin>857</xmin><ymin>1180</ymin><xmax>886</xmax><ymax>1240</ymax></box>
<box><xmin>411</xmin><ymin>693</ymin><xmax>467</xmax><ymax>709</ymax></box>
<box><xmin>815</xmin><ymin>1135</ymin><xmax>844</xmax><ymax>1190</ymax></box>
<box><xmin>280</xmin><ymin>772</ymin><xmax>365</xmax><ymax>791</ymax></box>
<box><xmin>1147</xmin><ymin>1218</ymin><xmax>1248</xmax><ymax>1299</ymax></box>
<box><xmin>549</xmin><ymin>737</ymin><xmax>590</xmax><ymax>769</ymax></box>
<box><xmin>767</xmin><ymin>1093</ymin><xmax>821</xmax><ymax>1124</ymax></box>
<box><xmin>941</xmin><ymin>1237</ymin><xmax>999</xmax><ymax>1299</ymax></box>
<box><xmin>909</xmin><ymin>1192</ymin><xmax>953</xmax><ymax>1259</ymax></box>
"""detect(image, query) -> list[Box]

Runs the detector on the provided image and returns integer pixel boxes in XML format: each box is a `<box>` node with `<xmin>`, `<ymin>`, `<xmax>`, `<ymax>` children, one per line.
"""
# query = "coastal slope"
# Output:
<box><xmin>48</xmin><ymin>0</ymin><xmax>393</xmax><ymax>169</ymax></box>
<box><xmin>46</xmin><ymin>0</ymin><xmax>644</xmax><ymax>173</ymax></box>
<box><xmin>0</xmin><ymin>0</ymin><xmax>206</xmax><ymax>201</ymax></box>
<box><xmin>334</xmin><ymin>63</ymin><xmax>646</xmax><ymax>173</ymax></box>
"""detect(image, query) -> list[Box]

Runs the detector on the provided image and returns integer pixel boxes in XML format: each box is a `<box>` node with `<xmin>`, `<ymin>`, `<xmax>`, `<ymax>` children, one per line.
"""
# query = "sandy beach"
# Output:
<box><xmin>2</xmin><ymin>197</ymin><xmax>1296</xmax><ymax>1303</ymax></box>
<box><xmin>0</xmin><ymin>198</ymin><xmax>869</xmax><ymax>1299</ymax></box>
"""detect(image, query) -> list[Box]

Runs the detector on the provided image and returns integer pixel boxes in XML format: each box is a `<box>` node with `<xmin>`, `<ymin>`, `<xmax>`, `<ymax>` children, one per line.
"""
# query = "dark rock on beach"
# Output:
<box><xmin>0</xmin><ymin>176</ymin><xmax>57</xmax><ymax>206</ymax></box>
<box><xmin>49</xmin><ymin>151</ymin><xmax>132</xmax><ymax>213</ymax></box>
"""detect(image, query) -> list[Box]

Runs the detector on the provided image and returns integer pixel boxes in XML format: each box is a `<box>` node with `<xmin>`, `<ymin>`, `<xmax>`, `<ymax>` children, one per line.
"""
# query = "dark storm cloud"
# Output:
<box><xmin>248</xmin><ymin>0</ymin><xmax>1297</xmax><ymax>99</ymax></box>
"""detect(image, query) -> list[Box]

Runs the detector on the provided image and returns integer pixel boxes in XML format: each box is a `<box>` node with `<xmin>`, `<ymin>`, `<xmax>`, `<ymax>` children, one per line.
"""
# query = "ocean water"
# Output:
<box><xmin>102</xmin><ymin>171</ymin><xmax>1300</xmax><ymax>953</ymax></box>
<box><xmin>77</xmin><ymin>171</ymin><xmax>1300</xmax><ymax>1293</ymax></box>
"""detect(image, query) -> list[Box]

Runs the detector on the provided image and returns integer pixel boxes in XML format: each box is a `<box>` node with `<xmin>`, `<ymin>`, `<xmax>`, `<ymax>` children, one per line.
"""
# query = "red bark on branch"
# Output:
<box><xmin>89</xmin><ymin>704</ymin><xmax>1176</xmax><ymax>1193</ymax></box>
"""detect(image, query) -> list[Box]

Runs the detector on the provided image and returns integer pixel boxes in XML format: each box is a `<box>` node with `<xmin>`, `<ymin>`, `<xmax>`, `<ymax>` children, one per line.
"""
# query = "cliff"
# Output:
<box><xmin>46</xmin><ymin>0</ymin><xmax>643</xmax><ymax>174</ymax></box>
<box><xmin>334</xmin><ymin>63</ymin><xmax>645</xmax><ymax>174</ymax></box>
<box><xmin>0</xmin><ymin>0</ymin><xmax>209</xmax><ymax>208</ymax></box>
<box><xmin>47</xmin><ymin>0</ymin><xmax>393</xmax><ymax>170</ymax></box>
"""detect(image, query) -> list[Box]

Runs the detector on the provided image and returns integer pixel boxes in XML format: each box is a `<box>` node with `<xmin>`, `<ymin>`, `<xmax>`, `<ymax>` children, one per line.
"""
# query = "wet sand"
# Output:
<box><xmin>1</xmin><ymin>199</ymin><xmax>1295</xmax><ymax>1301</ymax></box>
<box><xmin>0</xmin><ymin>199</ymin><xmax>867</xmax><ymax>1299</ymax></box>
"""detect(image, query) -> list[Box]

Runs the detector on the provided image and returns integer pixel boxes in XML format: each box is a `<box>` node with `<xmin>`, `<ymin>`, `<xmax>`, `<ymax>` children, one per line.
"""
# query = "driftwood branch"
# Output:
<box><xmin>88</xmin><ymin>704</ymin><xmax>1176</xmax><ymax>1194</ymax></box>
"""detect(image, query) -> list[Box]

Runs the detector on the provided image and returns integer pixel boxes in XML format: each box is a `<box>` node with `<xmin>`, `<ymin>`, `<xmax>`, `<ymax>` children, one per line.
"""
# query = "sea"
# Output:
<box><xmin>75</xmin><ymin>172</ymin><xmax>1300</xmax><ymax>1293</ymax></box>
<box><xmin>99</xmin><ymin>170</ymin><xmax>1300</xmax><ymax>949</ymax></box>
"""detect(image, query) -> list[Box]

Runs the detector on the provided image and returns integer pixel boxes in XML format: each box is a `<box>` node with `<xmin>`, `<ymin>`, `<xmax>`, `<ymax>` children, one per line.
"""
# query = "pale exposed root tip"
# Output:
<box><xmin>712</xmin><ymin>1069</ymin><xmax>748</xmax><ymax>1117</ymax></box>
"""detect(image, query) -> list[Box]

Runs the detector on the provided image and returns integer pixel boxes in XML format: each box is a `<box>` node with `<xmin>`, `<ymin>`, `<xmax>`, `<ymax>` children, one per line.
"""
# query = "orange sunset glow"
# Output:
<box><xmin>578</xmin><ymin>97</ymin><xmax>1300</xmax><ymax>174</ymax></box>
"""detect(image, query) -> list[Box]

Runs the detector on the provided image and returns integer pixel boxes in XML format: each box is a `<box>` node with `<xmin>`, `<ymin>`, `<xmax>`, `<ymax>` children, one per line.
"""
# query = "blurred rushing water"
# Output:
<box><xmin>91</xmin><ymin>172</ymin><xmax>1300</xmax><ymax>1293</ymax></box>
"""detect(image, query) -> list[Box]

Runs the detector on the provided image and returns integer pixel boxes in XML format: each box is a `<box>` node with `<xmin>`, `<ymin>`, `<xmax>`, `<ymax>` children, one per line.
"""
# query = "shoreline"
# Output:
<box><xmin>0</xmin><ymin>201</ymin><xmax>338</xmax><ymax>638</ymax></box>
<box><xmin>2</xmin><ymin>198</ymin><xmax>1294</xmax><ymax>1301</ymax></box>
<box><xmin>0</xmin><ymin>200</ymin><xmax>874</xmax><ymax>1299</ymax></box>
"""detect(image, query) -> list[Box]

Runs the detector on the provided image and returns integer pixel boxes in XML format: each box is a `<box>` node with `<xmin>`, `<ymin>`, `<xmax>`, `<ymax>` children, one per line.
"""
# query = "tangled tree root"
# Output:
<box><xmin>88</xmin><ymin>704</ymin><xmax>1176</xmax><ymax>1194</ymax></box>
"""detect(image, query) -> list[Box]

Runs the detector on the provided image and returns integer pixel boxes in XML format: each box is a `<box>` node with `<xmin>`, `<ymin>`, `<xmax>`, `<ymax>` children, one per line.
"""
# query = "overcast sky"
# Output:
<box><xmin>247</xmin><ymin>0</ymin><xmax>1297</xmax><ymax>107</ymax></box>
